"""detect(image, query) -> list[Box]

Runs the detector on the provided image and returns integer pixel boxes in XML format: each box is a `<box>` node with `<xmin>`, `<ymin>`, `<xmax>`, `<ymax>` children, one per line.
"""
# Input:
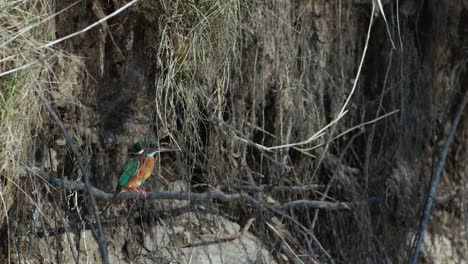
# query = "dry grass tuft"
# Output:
<box><xmin>0</xmin><ymin>0</ymin><xmax>73</xmax><ymax>233</ymax></box>
<box><xmin>149</xmin><ymin>0</ymin><xmax>239</xmax><ymax>177</ymax></box>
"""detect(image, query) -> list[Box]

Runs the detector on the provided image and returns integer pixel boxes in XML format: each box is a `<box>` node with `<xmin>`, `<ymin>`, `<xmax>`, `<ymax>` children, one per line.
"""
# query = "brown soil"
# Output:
<box><xmin>1</xmin><ymin>0</ymin><xmax>467</xmax><ymax>263</ymax></box>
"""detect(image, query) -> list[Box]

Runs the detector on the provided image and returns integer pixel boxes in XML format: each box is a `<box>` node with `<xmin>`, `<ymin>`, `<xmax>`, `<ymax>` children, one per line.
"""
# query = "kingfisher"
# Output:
<box><xmin>116</xmin><ymin>139</ymin><xmax>178</xmax><ymax>196</ymax></box>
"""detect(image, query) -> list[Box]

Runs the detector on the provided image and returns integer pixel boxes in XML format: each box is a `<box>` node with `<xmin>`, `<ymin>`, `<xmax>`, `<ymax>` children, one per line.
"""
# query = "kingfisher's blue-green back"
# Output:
<box><xmin>118</xmin><ymin>157</ymin><xmax>140</xmax><ymax>188</ymax></box>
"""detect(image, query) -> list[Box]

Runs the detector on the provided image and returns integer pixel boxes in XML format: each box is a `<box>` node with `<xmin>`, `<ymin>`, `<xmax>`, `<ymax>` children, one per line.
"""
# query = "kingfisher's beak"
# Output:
<box><xmin>145</xmin><ymin>146</ymin><xmax>179</xmax><ymax>156</ymax></box>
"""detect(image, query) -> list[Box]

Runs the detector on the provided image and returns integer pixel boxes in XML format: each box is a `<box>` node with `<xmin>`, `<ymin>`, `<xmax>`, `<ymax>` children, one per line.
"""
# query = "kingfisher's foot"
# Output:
<box><xmin>124</xmin><ymin>187</ymin><xmax>147</xmax><ymax>198</ymax></box>
<box><xmin>136</xmin><ymin>188</ymin><xmax>147</xmax><ymax>198</ymax></box>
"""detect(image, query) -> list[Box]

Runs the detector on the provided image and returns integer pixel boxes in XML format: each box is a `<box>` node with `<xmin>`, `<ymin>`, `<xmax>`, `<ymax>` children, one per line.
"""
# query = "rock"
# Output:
<box><xmin>24</xmin><ymin>211</ymin><xmax>275</xmax><ymax>264</ymax></box>
<box><xmin>176</xmin><ymin>214</ymin><xmax>276</xmax><ymax>264</ymax></box>
<box><xmin>143</xmin><ymin>225</ymin><xmax>172</xmax><ymax>251</ymax></box>
<box><xmin>424</xmin><ymin>232</ymin><xmax>468</xmax><ymax>264</ymax></box>
<box><xmin>180</xmin><ymin>233</ymin><xmax>276</xmax><ymax>264</ymax></box>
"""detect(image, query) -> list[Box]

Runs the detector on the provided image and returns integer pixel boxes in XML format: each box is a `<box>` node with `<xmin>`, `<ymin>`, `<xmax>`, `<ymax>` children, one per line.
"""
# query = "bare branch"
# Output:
<box><xmin>35</xmin><ymin>88</ymin><xmax>109</xmax><ymax>264</ymax></box>
<box><xmin>34</xmin><ymin>169</ymin><xmax>355</xmax><ymax>212</ymax></box>
<box><xmin>411</xmin><ymin>88</ymin><xmax>468</xmax><ymax>263</ymax></box>
<box><xmin>233</xmin><ymin>184</ymin><xmax>323</xmax><ymax>193</ymax></box>
<box><xmin>277</xmin><ymin>200</ymin><xmax>351</xmax><ymax>210</ymax></box>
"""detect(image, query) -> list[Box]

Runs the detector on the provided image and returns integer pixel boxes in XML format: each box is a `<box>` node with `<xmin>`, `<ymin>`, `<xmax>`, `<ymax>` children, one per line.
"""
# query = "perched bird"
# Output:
<box><xmin>102</xmin><ymin>140</ymin><xmax>177</xmax><ymax>213</ymax></box>
<box><xmin>116</xmin><ymin>145</ymin><xmax>177</xmax><ymax>196</ymax></box>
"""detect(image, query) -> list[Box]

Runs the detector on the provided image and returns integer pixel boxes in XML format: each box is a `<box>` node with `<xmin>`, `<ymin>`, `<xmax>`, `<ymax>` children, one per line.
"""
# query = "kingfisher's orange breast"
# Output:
<box><xmin>124</xmin><ymin>156</ymin><xmax>155</xmax><ymax>189</ymax></box>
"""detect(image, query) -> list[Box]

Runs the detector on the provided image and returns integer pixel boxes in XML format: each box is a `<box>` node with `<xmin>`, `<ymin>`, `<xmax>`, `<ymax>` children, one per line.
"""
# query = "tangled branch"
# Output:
<box><xmin>34</xmin><ymin>169</ymin><xmax>355</xmax><ymax>211</ymax></box>
<box><xmin>35</xmin><ymin>86</ymin><xmax>109</xmax><ymax>264</ymax></box>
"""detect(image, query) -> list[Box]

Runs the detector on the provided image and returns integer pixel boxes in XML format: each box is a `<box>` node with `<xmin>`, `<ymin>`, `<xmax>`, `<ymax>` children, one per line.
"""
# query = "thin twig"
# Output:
<box><xmin>211</xmin><ymin>117</ymin><xmax>271</xmax><ymax>152</ymax></box>
<box><xmin>233</xmin><ymin>184</ymin><xmax>323</xmax><ymax>193</ymax></box>
<box><xmin>211</xmin><ymin>117</ymin><xmax>293</xmax><ymax>168</ymax></box>
<box><xmin>266</xmin><ymin>222</ymin><xmax>305</xmax><ymax>264</ymax></box>
<box><xmin>277</xmin><ymin>200</ymin><xmax>351</xmax><ymax>210</ymax></box>
<box><xmin>35</xmin><ymin>87</ymin><xmax>109</xmax><ymax>264</ymax></box>
<box><xmin>0</xmin><ymin>0</ymin><xmax>140</xmax><ymax>78</ymax></box>
<box><xmin>411</xmin><ymin>90</ymin><xmax>468</xmax><ymax>263</ymax></box>
<box><xmin>264</xmin><ymin>111</ymin><xmax>348</xmax><ymax>150</ymax></box>
<box><xmin>45</xmin><ymin>0</ymin><xmax>140</xmax><ymax>48</ymax></box>
<box><xmin>300</xmin><ymin>109</ymin><xmax>399</xmax><ymax>151</ymax></box>
<box><xmin>310</xmin><ymin>1</ymin><xmax>376</xmax><ymax>230</ymax></box>
<box><xmin>182</xmin><ymin>218</ymin><xmax>255</xmax><ymax>248</ymax></box>
<box><xmin>0</xmin><ymin>1</ymin><xmax>80</xmax><ymax>51</ymax></box>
